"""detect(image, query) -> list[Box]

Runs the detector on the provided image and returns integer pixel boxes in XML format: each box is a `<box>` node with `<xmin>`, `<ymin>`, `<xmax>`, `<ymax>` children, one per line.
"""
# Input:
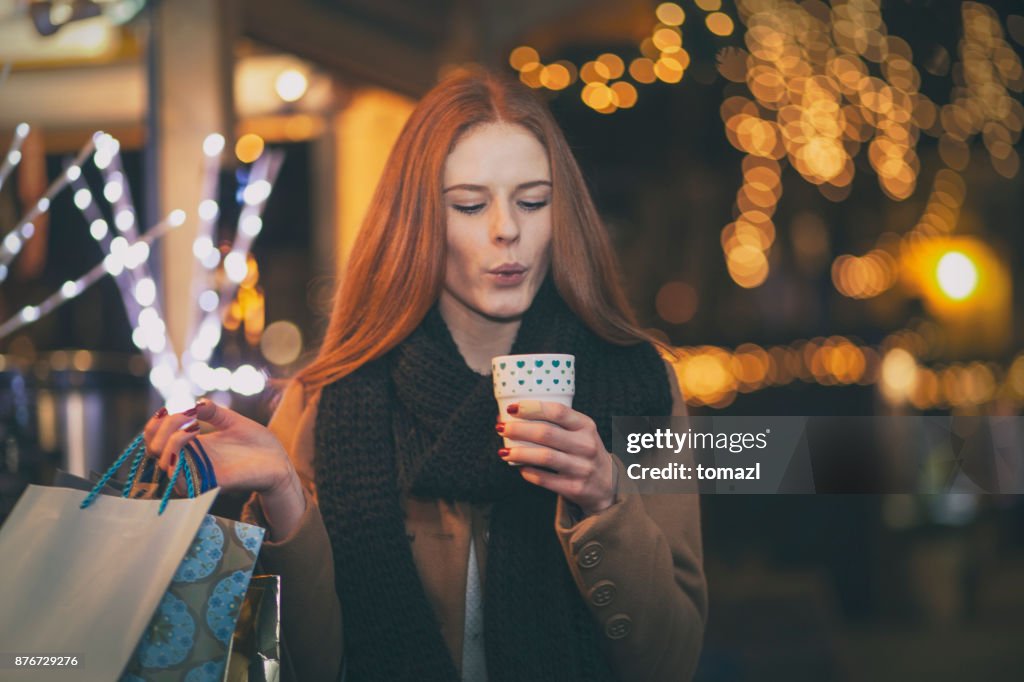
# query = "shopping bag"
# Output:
<box><xmin>110</xmin><ymin>434</ymin><xmax>264</xmax><ymax>682</ymax></box>
<box><xmin>0</xmin><ymin>485</ymin><xmax>216</xmax><ymax>681</ymax></box>
<box><xmin>0</xmin><ymin>433</ymin><xmax>262</xmax><ymax>682</ymax></box>
<box><xmin>224</xmin><ymin>575</ymin><xmax>282</xmax><ymax>682</ymax></box>
<box><xmin>120</xmin><ymin>515</ymin><xmax>265</xmax><ymax>682</ymax></box>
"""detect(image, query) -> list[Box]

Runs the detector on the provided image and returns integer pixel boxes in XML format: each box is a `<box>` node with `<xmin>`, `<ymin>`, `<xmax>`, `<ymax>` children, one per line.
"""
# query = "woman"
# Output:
<box><xmin>144</xmin><ymin>70</ymin><xmax>706</xmax><ymax>682</ymax></box>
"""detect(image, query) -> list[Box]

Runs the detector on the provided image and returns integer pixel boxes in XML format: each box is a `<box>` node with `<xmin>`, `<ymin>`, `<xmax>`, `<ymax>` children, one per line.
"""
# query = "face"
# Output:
<box><xmin>441</xmin><ymin>122</ymin><xmax>553</xmax><ymax>323</ymax></box>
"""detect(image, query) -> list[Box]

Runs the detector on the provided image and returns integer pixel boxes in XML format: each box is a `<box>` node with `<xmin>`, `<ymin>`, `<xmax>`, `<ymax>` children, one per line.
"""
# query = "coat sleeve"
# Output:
<box><xmin>241</xmin><ymin>381</ymin><xmax>343</xmax><ymax>682</ymax></box>
<box><xmin>553</xmin><ymin>360</ymin><xmax>707</xmax><ymax>681</ymax></box>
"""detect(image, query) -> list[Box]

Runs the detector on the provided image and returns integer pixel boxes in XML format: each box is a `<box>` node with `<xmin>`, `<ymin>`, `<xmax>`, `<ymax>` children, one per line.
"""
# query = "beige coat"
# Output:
<box><xmin>246</xmin><ymin>361</ymin><xmax>707</xmax><ymax>681</ymax></box>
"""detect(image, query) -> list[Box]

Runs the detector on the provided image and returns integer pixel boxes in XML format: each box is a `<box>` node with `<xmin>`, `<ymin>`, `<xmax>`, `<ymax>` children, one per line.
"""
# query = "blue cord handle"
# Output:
<box><xmin>81</xmin><ymin>432</ymin><xmax>201</xmax><ymax>515</ymax></box>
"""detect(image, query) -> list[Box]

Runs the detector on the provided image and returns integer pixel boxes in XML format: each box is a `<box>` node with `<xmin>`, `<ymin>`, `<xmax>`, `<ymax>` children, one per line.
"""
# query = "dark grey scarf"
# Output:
<box><xmin>314</xmin><ymin>278</ymin><xmax>672</xmax><ymax>681</ymax></box>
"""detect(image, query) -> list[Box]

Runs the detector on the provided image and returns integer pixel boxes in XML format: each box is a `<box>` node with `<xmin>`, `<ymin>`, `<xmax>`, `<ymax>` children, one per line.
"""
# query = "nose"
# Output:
<box><xmin>491</xmin><ymin>198</ymin><xmax>520</xmax><ymax>245</ymax></box>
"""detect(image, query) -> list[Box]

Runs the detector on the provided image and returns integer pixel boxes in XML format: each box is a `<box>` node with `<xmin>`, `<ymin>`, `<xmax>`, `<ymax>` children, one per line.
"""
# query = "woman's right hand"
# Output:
<box><xmin>143</xmin><ymin>399</ymin><xmax>307</xmax><ymax>539</ymax></box>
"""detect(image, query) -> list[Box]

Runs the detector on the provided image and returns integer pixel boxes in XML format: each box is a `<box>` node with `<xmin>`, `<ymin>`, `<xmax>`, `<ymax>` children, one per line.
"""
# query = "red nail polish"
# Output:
<box><xmin>495</xmin><ymin>423</ymin><xmax>505</xmax><ymax>434</ymax></box>
<box><xmin>183</xmin><ymin>407</ymin><xmax>198</xmax><ymax>417</ymax></box>
<box><xmin>169</xmin><ymin>453</ymin><xmax>177</xmax><ymax>468</ymax></box>
<box><xmin>498</xmin><ymin>448</ymin><xmax>510</xmax><ymax>458</ymax></box>
<box><xmin>506</xmin><ymin>404</ymin><xmax>519</xmax><ymax>415</ymax></box>
<box><xmin>155</xmin><ymin>407</ymin><xmax>168</xmax><ymax>418</ymax></box>
<box><xmin>185</xmin><ymin>423</ymin><xmax>200</xmax><ymax>432</ymax></box>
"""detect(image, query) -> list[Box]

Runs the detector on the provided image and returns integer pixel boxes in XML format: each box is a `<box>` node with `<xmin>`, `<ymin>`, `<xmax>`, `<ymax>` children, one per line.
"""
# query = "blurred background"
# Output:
<box><xmin>1</xmin><ymin>0</ymin><xmax>1023</xmax><ymax>679</ymax></box>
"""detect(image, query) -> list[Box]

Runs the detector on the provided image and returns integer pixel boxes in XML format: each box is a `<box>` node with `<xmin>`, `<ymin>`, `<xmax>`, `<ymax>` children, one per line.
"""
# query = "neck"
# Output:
<box><xmin>438</xmin><ymin>294</ymin><xmax>521</xmax><ymax>374</ymax></box>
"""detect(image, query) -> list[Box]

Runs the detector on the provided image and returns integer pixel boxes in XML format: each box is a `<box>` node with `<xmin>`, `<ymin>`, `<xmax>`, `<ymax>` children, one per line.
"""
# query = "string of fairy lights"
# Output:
<box><xmin>508</xmin><ymin>1</ymin><xmax>1023</xmax><ymax>412</ymax></box>
<box><xmin>0</xmin><ymin>128</ymin><xmax>281</xmax><ymax>411</ymax></box>
<box><xmin>664</xmin><ymin>328</ymin><xmax>1024</xmax><ymax>411</ymax></box>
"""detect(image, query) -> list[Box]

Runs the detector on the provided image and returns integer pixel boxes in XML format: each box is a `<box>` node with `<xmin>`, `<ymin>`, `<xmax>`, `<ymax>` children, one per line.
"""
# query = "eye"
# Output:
<box><xmin>517</xmin><ymin>199</ymin><xmax>550</xmax><ymax>212</ymax></box>
<box><xmin>452</xmin><ymin>203</ymin><xmax>486</xmax><ymax>215</ymax></box>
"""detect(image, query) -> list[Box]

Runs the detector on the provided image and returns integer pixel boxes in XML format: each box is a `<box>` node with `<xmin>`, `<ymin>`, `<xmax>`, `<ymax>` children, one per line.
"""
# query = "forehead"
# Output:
<box><xmin>444</xmin><ymin>123</ymin><xmax>550</xmax><ymax>186</ymax></box>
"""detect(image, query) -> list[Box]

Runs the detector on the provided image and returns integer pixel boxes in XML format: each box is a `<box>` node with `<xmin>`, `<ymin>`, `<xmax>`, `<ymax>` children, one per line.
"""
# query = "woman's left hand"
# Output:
<box><xmin>497</xmin><ymin>400</ymin><xmax>616</xmax><ymax>517</ymax></box>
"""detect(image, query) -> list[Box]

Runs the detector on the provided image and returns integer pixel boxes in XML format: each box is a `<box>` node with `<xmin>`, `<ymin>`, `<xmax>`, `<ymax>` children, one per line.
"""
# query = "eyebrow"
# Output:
<box><xmin>442</xmin><ymin>180</ymin><xmax>552</xmax><ymax>194</ymax></box>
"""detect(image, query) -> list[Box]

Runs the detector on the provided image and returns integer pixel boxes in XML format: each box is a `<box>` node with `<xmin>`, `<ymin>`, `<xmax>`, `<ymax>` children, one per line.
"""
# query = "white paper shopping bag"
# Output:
<box><xmin>0</xmin><ymin>485</ymin><xmax>217</xmax><ymax>681</ymax></box>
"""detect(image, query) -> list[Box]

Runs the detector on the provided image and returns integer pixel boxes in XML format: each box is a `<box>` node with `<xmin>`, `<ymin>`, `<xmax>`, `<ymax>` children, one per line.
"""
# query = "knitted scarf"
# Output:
<box><xmin>314</xmin><ymin>279</ymin><xmax>672</xmax><ymax>681</ymax></box>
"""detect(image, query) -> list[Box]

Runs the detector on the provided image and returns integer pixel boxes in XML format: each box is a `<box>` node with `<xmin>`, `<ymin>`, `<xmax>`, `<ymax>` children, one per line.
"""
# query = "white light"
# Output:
<box><xmin>3</xmin><ymin>233</ymin><xmax>22</xmax><ymax>254</ymax></box>
<box><xmin>0</xmin><ymin>265</ymin><xmax>7</xmax><ymax>281</ymax></box>
<box><xmin>103</xmin><ymin>254</ymin><xmax>124</xmax><ymax>276</ymax></box>
<box><xmin>201</xmin><ymin>250</ymin><xmax>221</xmax><ymax>269</ymax></box>
<box><xmin>189</xmin><ymin>361</ymin><xmax>218</xmax><ymax>391</ymax></box>
<box><xmin>199</xmin><ymin>290</ymin><xmax>220</xmax><ymax>312</ymax></box>
<box><xmin>90</xmin><ymin>218</ymin><xmax>109</xmax><ymax>240</ymax></box>
<box><xmin>166</xmin><ymin>380</ymin><xmax>196</xmax><ymax>413</ymax></box>
<box><xmin>231</xmin><ymin>364</ymin><xmax>267</xmax><ymax>396</ymax></box>
<box><xmin>104</xmin><ymin>181</ymin><xmax>124</xmax><ymax>203</ymax></box>
<box><xmin>115</xmin><ymin>209</ymin><xmax>135</xmax><ymax>232</ymax></box>
<box><xmin>21</xmin><ymin>306</ymin><xmax>40</xmax><ymax>322</ymax></box>
<box><xmin>203</xmin><ymin>133</ymin><xmax>226</xmax><ymax>157</ymax></box>
<box><xmin>148</xmin><ymin>332</ymin><xmax>167</xmax><ymax>353</ymax></box>
<box><xmin>125</xmin><ymin>241</ymin><xmax>150</xmax><ymax>270</ymax></box>
<box><xmin>243</xmin><ymin>180</ymin><xmax>272</xmax><ymax>206</ymax></box>
<box><xmin>61</xmin><ymin>280</ymin><xmax>80</xmax><ymax>299</ymax></box>
<box><xmin>20</xmin><ymin>222</ymin><xmax>34</xmax><ymax>239</ymax></box>
<box><xmin>73</xmin><ymin>188</ymin><xmax>92</xmax><ymax>209</ymax></box>
<box><xmin>16</xmin><ymin>123</ymin><xmax>29</xmax><ymax>138</ymax></box>
<box><xmin>92</xmin><ymin>133</ymin><xmax>119</xmax><ymax>168</ymax></box>
<box><xmin>214</xmin><ymin>366</ymin><xmax>232</xmax><ymax>392</ymax></box>
<box><xmin>138</xmin><ymin>306</ymin><xmax>161</xmax><ymax>329</ymax></box>
<box><xmin>131</xmin><ymin>327</ymin><xmax>148</xmax><ymax>349</ymax></box>
<box><xmin>65</xmin><ymin>166</ymin><xmax>81</xmax><ymax>182</ymax></box>
<box><xmin>275</xmin><ymin>69</ymin><xmax>309</xmax><ymax>103</ymax></box>
<box><xmin>7</xmin><ymin>150</ymin><xmax>21</xmax><ymax>166</ymax></box>
<box><xmin>134</xmin><ymin>277</ymin><xmax>157</xmax><ymax>306</ymax></box>
<box><xmin>36</xmin><ymin>197</ymin><xmax>50</xmax><ymax>213</ymax></box>
<box><xmin>168</xmin><ymin>209</ymin><xmax>187</xmax><ymax>227</ymax></box>
<box><xmin>240</xmin><ymin>215</ymin><xmax>263</xmax><ymax>237</ymax></box>
<box><xmin>193</xmin><ymin>317</ymin><xmax>222</xmax><ymax>358</ymax></box>
<box><xmin>199</xmin><ymin>199</ymin><xmax>219</xmax><ymax>221</ymax></box>
<box><xmin>192</xmin><ymin>236</ymin><xmax>214</xmax><ymax>259</ymax></box>
<box><xmin>110</xmin><ymin>236</ymin><xmax>129</xmax><ymax>257</ymax></box>
<box><xmin>936</xmin><ymin>251</ymin><xmax>978</xmax><ymax>301</ymax></box>
<box><xmin>149</xmin><ymin>364</ymin><xmax>176</xmax><ymax>391</ymax></box>
<box><xmin>189</xmin><ymin>339</ymin><xmax>213</xmax><ymax>362</ymax></box>
<box><xmin>224</xmin><ymin>252</ymin><xmax>248</xmax><ymax>283</ymax></box>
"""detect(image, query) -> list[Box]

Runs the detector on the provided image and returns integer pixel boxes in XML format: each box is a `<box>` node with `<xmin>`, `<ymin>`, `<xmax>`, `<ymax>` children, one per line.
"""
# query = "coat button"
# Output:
<box><xmin>578</xmin><ymin>541</ymin><xmax>603</xmax><ymax>569</ymax></box>
<box><xmin>604</xmin><ymin>614</ymin><xmax>632</xmax><ymax>640</ymax></box>
<box><xmin>589</xmin><ymin>580</ymin><xmax>617</xmax><ymax>607</ymax></box>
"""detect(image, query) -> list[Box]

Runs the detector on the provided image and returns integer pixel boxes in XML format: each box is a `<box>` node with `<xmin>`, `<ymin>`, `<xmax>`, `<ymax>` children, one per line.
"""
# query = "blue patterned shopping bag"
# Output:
<box><xmin>77</xmin><ymin>432</ymin><xmax>266</xmax><ymax>682</ymax></box>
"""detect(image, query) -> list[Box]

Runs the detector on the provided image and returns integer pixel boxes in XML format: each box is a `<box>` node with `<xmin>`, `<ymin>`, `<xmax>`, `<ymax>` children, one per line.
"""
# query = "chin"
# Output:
<box><xmin>475</xmin><ymin>289</ymin><xmax>534</xmax><ymax>321</ymax></box>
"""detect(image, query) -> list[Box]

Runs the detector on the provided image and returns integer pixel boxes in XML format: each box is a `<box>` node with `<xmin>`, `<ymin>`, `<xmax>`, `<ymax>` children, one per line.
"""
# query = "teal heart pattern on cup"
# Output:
<box><xmin>491</xmin><ymin>353</ymin><xmax>575</xmax><ymax>398</ymax></box>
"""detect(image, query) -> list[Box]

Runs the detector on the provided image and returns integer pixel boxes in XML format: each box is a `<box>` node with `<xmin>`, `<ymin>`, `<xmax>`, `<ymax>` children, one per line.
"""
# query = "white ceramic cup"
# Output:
<box><xmin>492</xmin><ymin>354</ymin><xmax>575</xmax><ymax>454</ymax></box>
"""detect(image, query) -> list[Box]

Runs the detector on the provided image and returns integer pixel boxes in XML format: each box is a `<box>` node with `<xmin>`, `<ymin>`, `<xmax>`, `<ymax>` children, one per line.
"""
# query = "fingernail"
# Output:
<box><xmin>169</xmin><ymin>453</ymin><xmax>177</xmax><ymax>468</ymax></box>
<box><xmin>506</xmin><ymin>404</ymin><xmax>519</xmax><ymax>415</ymax></box>
<box><xmin>183</xmin><ymin>407</ymin><xmax>198</xmax><ymax>417</ymax></box>
<box><xmin>495</xmin><ymin>423</ymin><xmax>505</xmax><ymax>434</ymax></box>
<box><xmin>498</xmin><ymin>448</ymin><xmax>510</xmax><ymax>458</ymax></box>
<box><xmin>195</xmin><ymin>399</ymin><xmax>207</xmax><ymax>409</ymax></box>
<box><xmin>185</xmin><ymin>423</ymin><xmax>200</xmax><ymax>433</ymax></box>
<box><xmin>155</xmin><ymin>407</ymin><xmax>168</xmax><ymax>419</ymax></box>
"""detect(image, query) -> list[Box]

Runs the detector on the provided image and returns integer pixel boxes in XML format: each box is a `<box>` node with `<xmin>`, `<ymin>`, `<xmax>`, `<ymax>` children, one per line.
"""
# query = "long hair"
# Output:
<box><xmin>295</xmin><ymin>70</ymin><xmax>658</xmax><ymax>394</ymax></box>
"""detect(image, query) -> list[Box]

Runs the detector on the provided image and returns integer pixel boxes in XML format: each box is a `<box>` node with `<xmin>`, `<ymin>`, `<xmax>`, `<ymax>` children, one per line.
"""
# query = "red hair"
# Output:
<box><xmin>295</xmin><ymin>70</ymin><xmax>659</xmax><ymax>394</ymax></box>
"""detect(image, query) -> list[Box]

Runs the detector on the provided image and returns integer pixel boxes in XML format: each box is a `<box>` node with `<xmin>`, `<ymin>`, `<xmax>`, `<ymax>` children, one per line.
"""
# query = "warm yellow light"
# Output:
<box><xmin>706</xmin><ymin>12</ymin><xmax>734</xmax><ymax>37</ymax></box>
<box><xmin>936</xmin><ymin>250</ymin><xmax>978</xmax><ymax>300</ymax></box>
<box><xmin>656</xmin><ymin>2</ymin><xmax>686</xmax><ymax>26</ymax></box>
<box><xmin>235</xmin><ymin>134</ymin><xmax>265</xmax><ymax>163</ymax></box>
<box><xmin>695</xmin><ymin>0</ymin><xmax>721</xmax><ymax>11</ymax></box>
<box><xmin>275</xmin><ymin>69</ymin><xmax>309</xmax><ymax>103</ymax></box>
<box><xmin>509</xmin><ymin>46</ymin><xmax>540</xmax><ymax>71</ymax></box>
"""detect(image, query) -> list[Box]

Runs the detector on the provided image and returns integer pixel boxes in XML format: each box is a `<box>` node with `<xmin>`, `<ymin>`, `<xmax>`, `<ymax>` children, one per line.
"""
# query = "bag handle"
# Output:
<box><xmin>80</xmin><ymin>435</ymin><xmax>198</xmax><ymax>515</ymax></box>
